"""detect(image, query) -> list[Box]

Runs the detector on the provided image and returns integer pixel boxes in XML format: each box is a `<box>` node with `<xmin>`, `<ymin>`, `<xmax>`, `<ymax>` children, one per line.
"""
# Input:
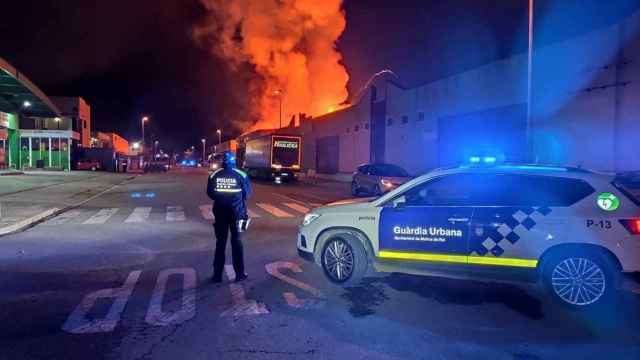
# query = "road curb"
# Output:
<box><xmin>0</xmin><ymin>208</ymin><xmax>60</xmax><ymax>236</ymax></box>
<box><xmin>0</xmin><ymin>175</ymin><xmax>137</xmax><ymax>237</ymax></box>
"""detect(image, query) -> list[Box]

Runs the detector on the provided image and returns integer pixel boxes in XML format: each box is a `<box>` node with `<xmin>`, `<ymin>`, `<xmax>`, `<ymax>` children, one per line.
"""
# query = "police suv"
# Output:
<box><xmin>297</xmin><ymin>163</ymin><xmax>640</xmax><ymax>309</ymax></box>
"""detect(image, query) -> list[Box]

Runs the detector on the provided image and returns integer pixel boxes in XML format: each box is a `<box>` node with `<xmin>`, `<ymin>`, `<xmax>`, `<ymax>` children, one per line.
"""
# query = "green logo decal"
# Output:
<box><xmin>597</xmin><ymin>192</ymin><xmax>620</xmax><ymax>211</ymax></box>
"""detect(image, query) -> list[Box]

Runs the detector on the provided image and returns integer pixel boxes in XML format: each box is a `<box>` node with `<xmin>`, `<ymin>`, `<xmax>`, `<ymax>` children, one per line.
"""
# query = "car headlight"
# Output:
<box><xmin>302</xmin><ymin>213</ymin><xmax>321</xmax><ymax>226</ymax></box>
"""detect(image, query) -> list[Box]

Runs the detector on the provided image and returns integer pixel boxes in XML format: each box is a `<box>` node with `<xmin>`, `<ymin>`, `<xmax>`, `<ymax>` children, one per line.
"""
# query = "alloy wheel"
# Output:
<box><xmin>323</xmin><ymin>239</ymin><xmax>355</xmax><ymax>282</ymax></box>
<box><xmin>551</xmin><ymin>257</ymin><xmax>606</xmax><ymax>306</ymax></box>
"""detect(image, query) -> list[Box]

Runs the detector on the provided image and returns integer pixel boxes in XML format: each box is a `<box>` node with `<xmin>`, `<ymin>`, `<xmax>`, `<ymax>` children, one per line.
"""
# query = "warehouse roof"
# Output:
<box><xmin>0</xmin><ymin>56</ymin><xmax>61</xmax><ymax>117</ymax></box>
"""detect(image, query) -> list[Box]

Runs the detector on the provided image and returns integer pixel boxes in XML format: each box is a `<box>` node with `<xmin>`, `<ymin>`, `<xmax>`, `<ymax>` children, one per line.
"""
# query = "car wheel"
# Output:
<box><xmin>541</xmin><ymin>250</ymin><xmax>617</xmax><ymax>310</ymax></box>
<box><xmin>351</xmin><ymin>181</ymin><xmax>360</xmax><ymax>197</ymax></box>
<box><xmin>320</xmin><ymin>234</ymin><xmax>368</xmax><ymax>286</ymax></box>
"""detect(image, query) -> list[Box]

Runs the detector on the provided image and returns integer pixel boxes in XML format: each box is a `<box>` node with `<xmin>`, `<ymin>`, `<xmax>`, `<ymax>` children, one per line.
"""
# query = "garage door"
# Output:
<box><xmin>316</xmin><ymin>136</ymin><xmax>339</xmax><ymax>174</ymax></box>
<box><xmin>437</xmin><ymin>104</ymin><xmax>527</xmax><ymax>166</ymax></box>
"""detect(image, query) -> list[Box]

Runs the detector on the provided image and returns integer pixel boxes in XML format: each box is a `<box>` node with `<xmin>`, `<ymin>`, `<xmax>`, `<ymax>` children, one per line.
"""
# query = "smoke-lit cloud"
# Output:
<box><xmin>193</xmin><ymin>0</ymin><xmax>350</xmax><ymax>131</ymax></box>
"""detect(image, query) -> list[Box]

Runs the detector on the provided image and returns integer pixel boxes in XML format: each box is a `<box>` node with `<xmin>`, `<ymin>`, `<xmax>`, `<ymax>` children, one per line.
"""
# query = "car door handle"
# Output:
<box><xmin>448</xmin><ymin>217</ymin><xmax>469</xmax><ymax>223</ymax></box>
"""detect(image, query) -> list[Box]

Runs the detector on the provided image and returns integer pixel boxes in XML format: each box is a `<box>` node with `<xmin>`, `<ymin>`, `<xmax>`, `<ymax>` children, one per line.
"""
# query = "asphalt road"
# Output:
<box><xmin>1</xmin><ymin>168</ymin><xmax>639</xmax><ymax>360</ymax></box>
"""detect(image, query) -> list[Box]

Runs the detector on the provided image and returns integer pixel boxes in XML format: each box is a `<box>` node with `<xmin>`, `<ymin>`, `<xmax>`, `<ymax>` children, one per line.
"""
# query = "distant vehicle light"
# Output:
<box><xmin>211</xmin><ymin>163</ymin><xmax>219</xmax><ymax>170</ymax></box>
<box><xmin>272</xmin><ymin>164</ymin><xmax>283</xmax><ymax>170</ymax></box>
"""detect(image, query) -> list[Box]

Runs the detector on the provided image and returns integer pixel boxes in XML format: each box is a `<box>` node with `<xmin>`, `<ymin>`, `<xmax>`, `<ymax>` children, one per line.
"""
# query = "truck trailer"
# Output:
<box><xmin>237</xmin><ymin>132</ymin><xmax>302</xmax><ymax>181</ymax></box>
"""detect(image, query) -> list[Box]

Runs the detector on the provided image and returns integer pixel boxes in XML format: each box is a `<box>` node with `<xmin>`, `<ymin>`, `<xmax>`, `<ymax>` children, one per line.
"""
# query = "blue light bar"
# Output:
<box><xmin>483</xmin><ymin>156</ymin><xmax>497</xmax><ymax>164</ymax></box>
<box><xmin>469</xmin><ymin>156</ymin><xmax>481</xmax><ymax>163</ymax></box>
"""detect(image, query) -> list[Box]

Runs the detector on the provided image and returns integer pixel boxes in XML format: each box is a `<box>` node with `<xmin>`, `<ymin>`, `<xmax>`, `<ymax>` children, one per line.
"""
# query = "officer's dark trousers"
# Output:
<box><xmin>212</xmin><ymin>211</ymin><xmax>245</xmax><ymax>278</ymax></box>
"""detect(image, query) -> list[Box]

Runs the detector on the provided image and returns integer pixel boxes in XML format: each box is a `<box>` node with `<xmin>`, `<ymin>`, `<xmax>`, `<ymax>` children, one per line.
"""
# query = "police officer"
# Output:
<box><xmin>206</xmin><ymin>151</ymin><xmax>252</xmax><ymax>283</ymax></box>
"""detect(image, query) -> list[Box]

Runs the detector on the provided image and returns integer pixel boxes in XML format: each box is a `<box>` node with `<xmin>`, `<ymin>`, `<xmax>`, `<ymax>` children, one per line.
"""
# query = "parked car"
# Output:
<box><xmin>209</xmin><ymin>153</ymin><xmax>224</xmax><ymax>171</ymax></box>
<box><xmin>352</xmin><ymin>163</ymin><xmax>410</xmax><ymax>196</ymax></box>
<box><xmin>144</xmin><ymin>161</ymin><xmax>169</xmax><ymax>173</ymax></box>
<box><xmin>77</xmin><ymin>159</ymin><xmax>101</xmax><ymax>171</ymax></box>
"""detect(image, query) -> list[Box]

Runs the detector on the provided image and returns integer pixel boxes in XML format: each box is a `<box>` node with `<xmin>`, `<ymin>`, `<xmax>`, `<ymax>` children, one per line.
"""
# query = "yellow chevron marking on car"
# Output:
<box><xmin>378</xmin><ymin>250</ymin><xmax>538</xmax><ymax>268</ymax></box>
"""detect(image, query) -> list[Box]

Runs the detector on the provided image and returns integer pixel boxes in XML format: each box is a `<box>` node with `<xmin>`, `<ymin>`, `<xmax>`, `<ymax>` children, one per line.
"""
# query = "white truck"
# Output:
<box><xmin>238</xmin><ymin>132</ymin><xmax>302</xmax><ymax>182</ymax></box>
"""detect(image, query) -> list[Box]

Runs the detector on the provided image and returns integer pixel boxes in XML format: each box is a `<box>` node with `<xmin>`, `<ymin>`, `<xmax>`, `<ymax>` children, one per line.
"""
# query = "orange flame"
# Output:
<box><xmin>194</xmin><ymin>0</ymin><xmax>350</xmax><ymax>131</ymax></box>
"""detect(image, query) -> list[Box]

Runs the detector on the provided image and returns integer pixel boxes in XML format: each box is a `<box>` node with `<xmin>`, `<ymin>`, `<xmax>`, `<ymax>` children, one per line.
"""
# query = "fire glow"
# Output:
<box><xmin>195</xmin><ymin>0</ymin><xmax>350</xmax><ymax>131</ymax></box>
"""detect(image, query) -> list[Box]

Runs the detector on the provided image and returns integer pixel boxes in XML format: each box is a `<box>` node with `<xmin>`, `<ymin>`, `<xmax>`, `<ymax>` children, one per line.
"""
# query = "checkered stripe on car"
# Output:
<box><xmin>469</xmin><ymin>206</ymin><xmax>552</xmax><ymax>257</ymax></box>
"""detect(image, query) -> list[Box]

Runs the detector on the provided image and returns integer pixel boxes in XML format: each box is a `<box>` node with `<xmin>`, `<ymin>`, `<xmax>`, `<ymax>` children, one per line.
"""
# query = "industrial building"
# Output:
<box><xmin>300</xmin><ymin>11</ymin><xmax>640</xmax><ymax>176</ymax></box>
<box><xmin>0</xmin><ymin>57</ymin><xmax>99</xmax><ymax>172</ymax></box>
<box><xmin>0</xmin><ymin>56</ymin><xmax>73</xmax><ymax>171</ymax></box>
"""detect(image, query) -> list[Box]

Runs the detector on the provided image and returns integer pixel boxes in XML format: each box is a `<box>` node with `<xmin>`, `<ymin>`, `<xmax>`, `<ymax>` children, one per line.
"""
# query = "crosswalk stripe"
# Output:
<box><xmin>166</xmin><ymin>206</ymin><xmax>186</xmax><ymax>222</ymax></box>
<box><xmin>283</xmin><ymin>203</ymin><xmax>309</xmax><ymax>214</ymax></box>
<box><xmin>125</xmin><ymin>207</ymin><xmax>152</xmax><ymax>223</ymax></box>
<box><xmin>83</xmin><ymin>208</ymin><xmax>119</xmax><ymax>224</ymax></box>
<box><xmin>46</xmin><ymin>209</ymin><xmax>83</xmax><ymax>225</ymax></box>
<box><xmin>199</xmin><ymin>204</ymin><xmax>214</xmax><ymax>220</ymax></box>
<box><xmin>256</xmin><ymin>203</ymin><xmax>293</xmax><ymax>218</ymax></box>
<box><xmin>247</xmin><ymin>208</ymin><xmax>261</xmax><ymax>218</ymax></box>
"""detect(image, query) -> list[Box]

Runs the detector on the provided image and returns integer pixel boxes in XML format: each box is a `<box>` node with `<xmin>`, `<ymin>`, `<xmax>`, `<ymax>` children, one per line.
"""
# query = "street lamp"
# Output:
<box><xmin>201</xmin><ymin>138</ymin><xmax>206</xmax><ymax>163</ymax></box>
<box><xmin>216</xmin><ymin>129</ymin><xmax>222</xmax><ymax>147</ymax></box>
<box><xmin>54</xmin><ymin>117</ymin><xmax>61</xmax><ymax>130</ymax></box>
<box><xmin>154</xmin><ymin>140</ymin><xmax>159</xmax><ymax>158</ymax></box>
<box><xmin>273</xmin><ymin>89</ymin><xmax>283</xmax><ymax>128</ymax></box>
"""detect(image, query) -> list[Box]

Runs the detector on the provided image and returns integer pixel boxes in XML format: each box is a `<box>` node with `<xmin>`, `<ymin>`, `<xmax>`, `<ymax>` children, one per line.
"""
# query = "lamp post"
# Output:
<box><xmin>216</xmin><ymin>129</ymin><xmax>222</xmax><ymax>147</ymax></box>
<box><xmin>274</xmin><ymin>90</ymin><xmax>283</xmax><ymax>128</ymax></box>
<box><xmin>526</xmin><ymin>0</ymin><xmax>534</xmax><ymax>161</ymax></box>
<box><xmin>154</xmin><ymin>140</ymin><xmax>159</xmax><ymax>158</ymax></box>
<box><xmin>201</xmin><ymin>139</ymin><xmax>206</xmax><ymax>163</ymax></box>
<box><xmin>141</xmin><ymin>116</ymin><xmax>149</xmax><ymax>158</ymax></box>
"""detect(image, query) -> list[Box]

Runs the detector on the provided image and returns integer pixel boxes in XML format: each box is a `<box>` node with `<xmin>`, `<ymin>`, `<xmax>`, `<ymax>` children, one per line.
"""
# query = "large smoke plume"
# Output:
<box><xmin>194</xmin><ymin>0</ymin><xmax>350</xmax><ymax>131</ymax></box>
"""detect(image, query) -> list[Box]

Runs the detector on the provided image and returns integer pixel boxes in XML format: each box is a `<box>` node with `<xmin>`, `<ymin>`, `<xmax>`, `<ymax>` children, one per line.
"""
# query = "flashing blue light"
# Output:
<box><xmin>189</xmin><ymin>160</ymin><xmax>196</xmax><ymax>166</ymax></box>
<box><xmin>469</xmin><ymin>156</ymin><xmax>481</xmax><ymax>163</ymax></box>
<box><xmin>131</xmin><ymin>192</ymin><xmax>142</xmax><ymax>198</ymax></box>
<box><xmin>483</xmin><ymin>156</ymin><xmax>497</xmax><ymax>164</ymax></box>
<box><xmin>145</xmin><ymin>192</ymin><xmax>156</xmax><ymax>198</ymax></box>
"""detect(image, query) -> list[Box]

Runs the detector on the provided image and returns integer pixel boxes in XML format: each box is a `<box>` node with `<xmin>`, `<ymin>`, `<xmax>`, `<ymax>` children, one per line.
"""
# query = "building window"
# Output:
<box><xmin>354</xmin><ymin>125</ymin><xmax>359</xmax><ymax>132</ymax></box>
<box><xmin>402</xmin><ymin>115</ymin><xmax>409</xmax><ymax>124</ymax></box>
<box><xmin>84</xmin><ymin>120</ymin><xmax>87</xmax><ymax>129</ymax></box>
<box><xmin>418</xmin><ymin>112</ymin><xmax>425</xmax><ymax>121</ymax></box>
<box><xmin>387</xmin><ymin>118</ymin><xmax>393</xmax><ymax>126</ymax></box>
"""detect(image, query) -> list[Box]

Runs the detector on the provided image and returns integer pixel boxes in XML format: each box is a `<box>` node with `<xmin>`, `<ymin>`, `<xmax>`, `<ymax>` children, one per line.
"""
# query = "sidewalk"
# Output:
<box><xmin>0</xmin><ymin>169</ymin><xmax>23</xmax><ymax>176</ymax></box>
<box><xmin>0</xmin><ymin>172</ymin><xmax>134</xmax><ymax>236</ymax></box>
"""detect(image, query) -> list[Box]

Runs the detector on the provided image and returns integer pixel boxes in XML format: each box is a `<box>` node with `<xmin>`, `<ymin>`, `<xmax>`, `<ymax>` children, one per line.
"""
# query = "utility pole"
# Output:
<box><xmin>201</xmin><ymin>138</ymin><xmax>206</xmax><ymax>163</ymax></box>
<box><xmin>526</xmin><ymin>0</ymin><xmax>534</xmax><ymax>162</ymax></box>
<box><xmin>274</xmin><ymin>90</ymin><xmax>283</xmax><ymax>128</ymax></box>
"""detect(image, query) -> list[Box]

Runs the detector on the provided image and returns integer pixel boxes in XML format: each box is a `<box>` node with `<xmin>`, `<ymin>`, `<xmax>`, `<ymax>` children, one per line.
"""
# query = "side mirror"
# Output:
<box><xmin>393</xmin><ymin>199</ymin><xmax>406</xmax><ymax>209</ymax></box>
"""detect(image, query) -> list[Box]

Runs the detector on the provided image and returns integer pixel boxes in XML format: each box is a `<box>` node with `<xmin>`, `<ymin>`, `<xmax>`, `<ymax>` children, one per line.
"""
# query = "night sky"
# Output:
<box><xmin>1</xmin><ymin>0</ymin><xmax>638</xmax><ymax>152</ymax></box>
